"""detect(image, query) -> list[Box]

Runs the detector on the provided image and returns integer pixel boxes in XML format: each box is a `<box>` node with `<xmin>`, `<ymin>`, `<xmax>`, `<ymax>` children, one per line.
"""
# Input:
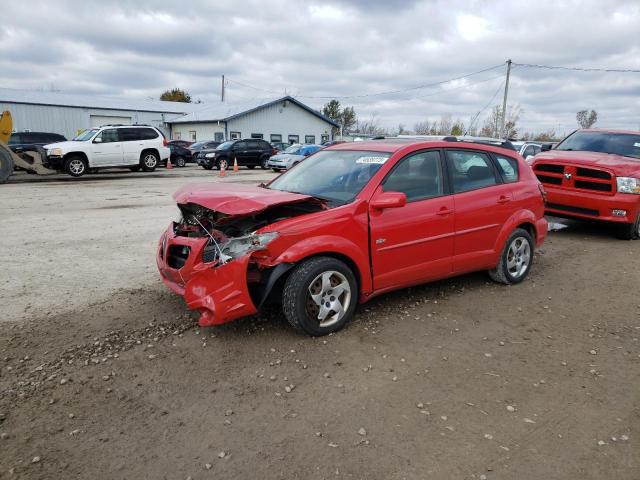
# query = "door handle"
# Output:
<box><xmin>497</xmin><ymin>195</ymin><xmax>511</xmax><ymax>204</ymax></box>
<box><xmin>436</xmin><ymin>207</ymin><xmax>453</xmax><ymax>216</ymax></box>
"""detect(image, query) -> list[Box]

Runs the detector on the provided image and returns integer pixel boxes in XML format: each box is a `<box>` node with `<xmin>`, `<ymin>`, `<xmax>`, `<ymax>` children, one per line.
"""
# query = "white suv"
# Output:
<box><xmin>44</xmin><ymin>125</ymin><xmax>171</xmax><ymax>177</ymax></box>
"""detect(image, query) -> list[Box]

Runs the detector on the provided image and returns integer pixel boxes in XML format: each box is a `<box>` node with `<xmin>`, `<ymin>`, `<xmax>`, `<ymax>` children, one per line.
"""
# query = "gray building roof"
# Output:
<box><xmin>0</xmin><ymin>88</ymin><xmax>194</xmax><ymax>114</ymax></box>
<box><xmin>167</xmin><ymin>96</ymin><xmax>339</xmax><ymax>127</ymax></box>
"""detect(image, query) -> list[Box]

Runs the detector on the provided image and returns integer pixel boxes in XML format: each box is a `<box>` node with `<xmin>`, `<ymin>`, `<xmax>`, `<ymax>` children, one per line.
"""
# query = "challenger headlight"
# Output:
<box><xmin>616</xmin><ymin>177</ymin><xmax>640</xmax><ymax>194</ymax></box>
<box><xmin>219</xmin><ymin>232</ymin><xmax>278</xmax><ymax>262</ymax></box>
<box><xmin>49</xmin><ymin>148</ymin><xmax>63</xmax><ymax>156</ymax></box>
<box><xmin>205</xmin><ymin>152</ymin><xmax>216</xmax><ymax>158</ymax></box>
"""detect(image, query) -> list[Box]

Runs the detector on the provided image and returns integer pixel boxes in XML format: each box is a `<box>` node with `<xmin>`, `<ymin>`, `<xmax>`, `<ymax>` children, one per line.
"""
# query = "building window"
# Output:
<box><xmin>251</xmin><ymin>133</ymin><xmax>264</xmax><ymax>139</ymax></box>
<box><xmin>288</xmin><ymin>135</ymin><xmax>299</xmax><ymax>144</ymax></box>
<box><xmin>230</xmin><ymin>131</ymin><xmax>241</xmax><ymax>140</ymax></box>
<box><xmin>214</xmin><ymin>132</ymin><xmax>224</xmax><ymax>142</ymax></box>
<box><xmin>189</xmin><ymin>131</ymin><xmax>196</xmax><ymax>141</ymax></box>
<box><xmin>174</xmin><ymin>132</ymin><xmax>182</xmax><ymax>140</ymax></box>
<box><xmin>321</xmin><ymin>134</ymin><xmax>329</xmax><ymax>143</ymax></box>
<box><xmin>270</xmin><ymin>134</ymin><xmax>282</xmax><ymax>142</ymax></box>
<box><xmin>304</xmin><ymin>135</ymin><xmax>316</xmax><ymax>144</ymax></box>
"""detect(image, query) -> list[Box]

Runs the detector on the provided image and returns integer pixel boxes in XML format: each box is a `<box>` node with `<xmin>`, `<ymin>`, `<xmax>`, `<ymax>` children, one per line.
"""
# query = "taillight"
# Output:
<box><xmin>272</xmin><ymin>148</ymin><xmax>277</xmax><ymax>155</ymax></box>
<box><xmin>538</xmin><ymin>183</ymin><xmax>547</xmax><ymax>204</ymax></box>
<box><xmin>163</xmin><ymin>138</ymin><xmax>169</xmax><ymax>147</ymax></box>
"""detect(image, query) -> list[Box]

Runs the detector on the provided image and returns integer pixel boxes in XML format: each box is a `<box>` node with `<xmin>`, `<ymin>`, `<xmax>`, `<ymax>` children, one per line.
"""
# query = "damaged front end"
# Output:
<box><xmin>157</xmin><ymin>196</ymin><xmax>324</xmax><ymax>327</ymax></box>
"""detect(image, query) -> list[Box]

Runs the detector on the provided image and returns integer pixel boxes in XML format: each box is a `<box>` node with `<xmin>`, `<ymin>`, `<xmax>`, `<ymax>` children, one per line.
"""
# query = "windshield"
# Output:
<box><xmin>268</xmin><ymin>150</ymin><xmax>390</xmax><ymax>205</ymax></box>
<box><xmin>73</xmin><ymin>129</ymin><xmax>99</xmax><ymax>141</ymax></box>
<box><xmin>216</xmin><ymin>141</ymin><xmax>234</xmax><ymax>151</ymax></box>
<box><xmin>556</xmin><ymin>131</ymin><xmax>640</xmax><ymax>159</ymax></box>
<box><xmin>283</xmin><ymin>144</ymin><xmax>302</xmax><ymax>154</ymax></box>
<box><xmin>190</xmin><ymin>142</ymin><xmax>205</xmax><ymax>149</ymax></box>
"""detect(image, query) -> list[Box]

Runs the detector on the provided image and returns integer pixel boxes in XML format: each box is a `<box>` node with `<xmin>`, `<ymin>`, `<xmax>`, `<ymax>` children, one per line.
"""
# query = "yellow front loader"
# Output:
<box><xmin>0</xmin><ymin>110</ymin><xmax>56</xmax><ymax>183</ymax></box>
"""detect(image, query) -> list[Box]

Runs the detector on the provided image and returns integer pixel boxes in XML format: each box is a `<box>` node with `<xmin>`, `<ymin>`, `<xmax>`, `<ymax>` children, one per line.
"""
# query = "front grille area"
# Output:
<box><xmin>534</xmin><ymin>162</ymin><xmax>614</xmax><ymax>194</ymax></box>
<box><xmin>546</xmin><ymin>202</ymin><xmax>599</xmax><ymax>217</ymax></box>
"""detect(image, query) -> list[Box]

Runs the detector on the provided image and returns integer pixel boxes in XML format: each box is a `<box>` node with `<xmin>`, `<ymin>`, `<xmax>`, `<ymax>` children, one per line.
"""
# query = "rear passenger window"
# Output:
<box><xmin>446</xmin><ymin>150</ymin><xmax>498</xmax><ymax>193</ymax></box>
<box><xmin>139</xmin><ymin>128</ymin><xmax>159</xmax><ymax>140</ymax></box>
<box><xmin>495</xmin><ymin>154</ymin><xmax>519</xmax><ymax>183</ymax></box>
<box><xmin>119</xmin><ymin>128</ymin><xmax>140</xmax><ymax>141</ymax></box>
<box><xmin>382</xmin><ymin>151</ymin><xmax>443</xmax><ymax>202</ymax></box>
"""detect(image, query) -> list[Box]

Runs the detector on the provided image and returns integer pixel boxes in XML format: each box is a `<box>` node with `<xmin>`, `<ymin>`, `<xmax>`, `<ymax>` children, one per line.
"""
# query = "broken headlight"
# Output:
<box><xmin>219</xmin><ymin>232</ymin><xmax>278</xmax><ymax>262</ymax></box>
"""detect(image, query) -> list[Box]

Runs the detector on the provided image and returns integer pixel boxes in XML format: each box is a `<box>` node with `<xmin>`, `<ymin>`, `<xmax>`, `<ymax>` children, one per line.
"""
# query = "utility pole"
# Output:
<box><xmin>500</xmin><ymin>59</ymin><xmax>512</xmax><ymax>139</ymax></box>
<box><xmin>221</xmin><ymin>75</ymin><xmax>225</xmax><ymax>102</ymax></box>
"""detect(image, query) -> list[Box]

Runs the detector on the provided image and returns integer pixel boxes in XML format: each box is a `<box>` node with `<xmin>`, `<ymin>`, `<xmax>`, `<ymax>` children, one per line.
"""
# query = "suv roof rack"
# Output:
<box><xmin>99</xmin><ymin>123</ymin><xmax>153</xmax><ymax>128</ymax></box>
<box><xmin>396</xmin><ymin>134</ymin><xmax>516</xmax><ymax>151</ymax></box>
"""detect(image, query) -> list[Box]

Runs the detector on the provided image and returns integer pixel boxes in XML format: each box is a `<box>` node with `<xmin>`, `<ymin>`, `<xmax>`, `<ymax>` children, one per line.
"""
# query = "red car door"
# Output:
<box><xmin>444</xmin><ymin>149</ymin><xmax>514</xmax><ymax>273</ymax></box>
<box><xmin>369</xmin><ymin>150</ymin><xmax>454</xmax><ymax>291</ymax></box>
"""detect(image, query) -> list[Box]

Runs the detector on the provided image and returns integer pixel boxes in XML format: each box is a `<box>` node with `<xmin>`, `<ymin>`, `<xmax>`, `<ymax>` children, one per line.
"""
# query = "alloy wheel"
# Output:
<box><xmin>506</xmin><ymin>236</ymin><xmax>531</xmax><ymax>279</ymax></box>
<box><xmin>144</xmin><ymin>154</ymin><xmax>157</xmax><ymax>168</ymax></box>
<box><xmin>305</xmin><ymin>270</ymin><xmax>351</xmax><ymax>328</ymax></box>
<box><xmin>69</xmin><ymin>159</ymin><xmax>85</xmax><ymax>175</ymax></box>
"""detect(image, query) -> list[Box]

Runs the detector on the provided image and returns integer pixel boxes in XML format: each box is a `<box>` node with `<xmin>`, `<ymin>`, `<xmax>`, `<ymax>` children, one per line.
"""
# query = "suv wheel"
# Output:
<box><xmin>489</xmin><ymin>228</ymin><xmax>534</xmax><ymax>284</ymax></box>
<box><xmin>217</xmin><ymin>158</ymin><xmax>229</xmax><ymax>170</ymax></box>
<box><xmin>140</xmin><ymin>151</ymin><xmax>159</xmax><ymax>171</ymax></box>
<box><xmin>174</xmin><ymin>156</ymin><xmax>186</xmax><ymax>168</ymax></box>
<box><xmin>618</xmin><ymin>213</ymin><xmax>640</xmax><ymax>240</ymax></box>
<box><xmin>261</xmin><ymin>157</ymin><xmax>269</xmax><ymax>169</ymax></box>
<box><xmin>282</xmin><ymin>256</ymin><xmax>358</xmax><ymax>336</ymax></box>
<box><xmin>65</xmin><ymin>156</ymin><xmax>87</xmax><ymax>177</ymax></box>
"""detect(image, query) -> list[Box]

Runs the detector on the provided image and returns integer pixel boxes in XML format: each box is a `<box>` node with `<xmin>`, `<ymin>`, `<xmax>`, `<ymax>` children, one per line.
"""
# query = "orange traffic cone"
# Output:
<box><xmin>233</xmin><ymin>157</ymin><xmax>239</xmax><ymax>173</ymax></box>
<box><xmin>166</xmin><ymin>158</ymin><xmax>173</xmax><ymax>169</ymax></box>
<box><xmin>219</xmin><ymin>162</ymin><xmax>226</xmax><ymax>177</ymax></box>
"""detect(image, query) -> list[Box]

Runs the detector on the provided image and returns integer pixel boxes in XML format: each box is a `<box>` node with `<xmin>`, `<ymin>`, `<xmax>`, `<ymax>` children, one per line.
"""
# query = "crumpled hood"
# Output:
<box><xmin>173</xmin><ymin>183</ymin><xmax>319</xmax><ymax>215</ymax></box>
<box><xmin>270</xmin><ymin>154</ymin><xmax>304</xmax><ymax>162</ymax></box>
<box><xmin>534</xmin><ymin>150</ymin><xmax>640</xmax><ymax>176</ymax></box>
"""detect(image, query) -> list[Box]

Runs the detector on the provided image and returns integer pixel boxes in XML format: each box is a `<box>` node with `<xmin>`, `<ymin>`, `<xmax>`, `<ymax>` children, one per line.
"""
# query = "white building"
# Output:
<box><xmin>168</xmin><ymin>96</ymin><xmax>337</xmax><ymax>145</ymax></box>
<box><xmin>0</xmin><ymin>88</ymin><xmax>191</xmax><ymax>139</ymax></box>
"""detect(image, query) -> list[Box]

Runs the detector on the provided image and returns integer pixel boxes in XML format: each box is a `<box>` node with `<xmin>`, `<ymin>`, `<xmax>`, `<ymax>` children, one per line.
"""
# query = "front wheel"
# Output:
<box><xmin>217</xmin><ymin>158</ymin><xmax>229</xmax><ymax>170</ymax></box>
<box><xmin>282</xmin><ymin>256</ymin><xmax>358</xmax><ymax>336</ymax></box>
<box><xmin>65</xmin><ymin>156</ymin><xmax>87</xmax><ymax>177</ymax></box>
<box><xmin>488</xmin><ymin>228</ymin><xmax>534</xmax><ymax>284</ymax></box>
<box><xmin>617</xmin><ymin>213</ymin><xmax>640</xmax><ymax>240</ymax></box>
<box><xmin>140</xmin><ymin>152</ymin><xmax>159</xmax><ymax>172</ymax></box>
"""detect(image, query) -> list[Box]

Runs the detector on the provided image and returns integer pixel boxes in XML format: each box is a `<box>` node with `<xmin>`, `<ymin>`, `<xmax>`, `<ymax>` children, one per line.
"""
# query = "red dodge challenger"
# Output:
<box><xmin>532</xmin><ymin>129</ymin><xmax>640</xmax><ymax>239</ymax></box>
<box><xmin>157</xmin><ymin>138</ymin><xmax>547</xmax><ymax>336</ymax></box>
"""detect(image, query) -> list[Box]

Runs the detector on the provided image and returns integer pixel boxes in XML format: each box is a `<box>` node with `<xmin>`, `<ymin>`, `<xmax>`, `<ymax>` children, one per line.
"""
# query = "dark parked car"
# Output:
<box><xmin>169</xmin><ymin>140</ymin><xmax>193</xmax><ymax>148</ymax></box>
<box><xmin>8</xmin><ymin>131</ymin><xmax>66</xmax><ymax>153</ymax></box>
<box><xmin>168</xmin><ymin>144</ymin><xmax>193</xmax><ymax>167</ymax></box>
<box><xmin>188</xmin><ymin>141</ymin><xmax>221</xmax><ymax>158</ymax></box>
<box><xmin>198</xmin><ymin>139</ymin><xmax>276</xmax><ymax>170</ymax></box>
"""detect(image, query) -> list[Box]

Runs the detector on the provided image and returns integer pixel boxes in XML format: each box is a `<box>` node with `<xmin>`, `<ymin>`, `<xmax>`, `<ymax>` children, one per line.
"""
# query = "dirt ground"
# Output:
<box><xmin>0</xmin><ymin>168</ymin><xmax>639</xmax><ymax>479</ymax></box>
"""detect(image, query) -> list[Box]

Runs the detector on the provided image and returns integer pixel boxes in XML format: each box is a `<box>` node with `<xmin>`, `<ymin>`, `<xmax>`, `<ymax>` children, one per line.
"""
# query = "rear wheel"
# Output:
<box><xmin>282</xmin><ymin>256</ymin><xmax>358</xmax><ymax>336</ymax></box>
<box><xmin>617</xmin><ymin>213</ymin><xmax>640</xmax><ymax>240</ymax></box>
<box><xmin>489</xmin><ymin>228</ymin><xmax>534</xmax><ymax>284</ymax></box>
<box><xmin>140</xmin><ymin>151</ymin><xmax>158</xmax><ymax>172</ymax></box>
<box><xmin>261</xmin><ymin>157</ymin><xmax>270</xmax><ymax>169</ymax></box>
<box><xmin>64</xmin><ymin>156</ymin><xmax>87</xmax><ymax>177</ymax></box>
<box><xmin>174</xmin><ymin>156</ymin><xmax>186</xmax><ymax>168</ymax></box>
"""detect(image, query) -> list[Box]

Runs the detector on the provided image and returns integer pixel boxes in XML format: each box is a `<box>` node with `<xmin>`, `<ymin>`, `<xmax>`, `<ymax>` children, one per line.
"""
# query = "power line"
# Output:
<box><xmin>227</xmin><ymin>63</ymin><xmax>506</xmax><ymax>100</ymax></box>
<box><xmin>466</xmin><ymin>79</ymin><xmax>506</xmax><ymax>134</ymax></box>
<box><xmin>512</xmin><ymin>62</ymin><xmax>640</xmax><ymax>73</ymax></box>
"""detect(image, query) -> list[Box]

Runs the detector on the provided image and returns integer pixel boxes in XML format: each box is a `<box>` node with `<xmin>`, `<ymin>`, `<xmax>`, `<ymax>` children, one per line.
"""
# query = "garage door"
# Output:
<box><xmin>90</xmin><ymin>115</ymin><xmax>131</xmax><ymax>128</ymax></box>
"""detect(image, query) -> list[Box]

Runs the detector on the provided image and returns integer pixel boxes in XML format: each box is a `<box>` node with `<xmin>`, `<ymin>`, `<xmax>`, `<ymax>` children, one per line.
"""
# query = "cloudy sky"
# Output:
<box><xmin>1</xmin><ymin>0</ymin><xmax>639</xmax><ymax>136</ymax></box>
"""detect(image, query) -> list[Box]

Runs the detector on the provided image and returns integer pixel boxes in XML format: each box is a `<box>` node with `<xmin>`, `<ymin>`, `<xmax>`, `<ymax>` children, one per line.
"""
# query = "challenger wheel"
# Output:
<box><xmin>488</xmin><ymin>228</ymin><xmax>534</xmax><ymax>284</ymax></box>
<box><xmin>282</xmin><ymin>256</ymin><xmax>358</xmax><ymax>336</ymax></box>
<box><xmin>65</xmin><ymin>156</ymin><xmax>87</xmax><ymax>177</ymax></box>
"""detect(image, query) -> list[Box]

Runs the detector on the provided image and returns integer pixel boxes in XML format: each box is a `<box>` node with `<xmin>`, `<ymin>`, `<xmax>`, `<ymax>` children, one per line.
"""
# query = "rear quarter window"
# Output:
<box><xmin>138</xmin><ymin>128</ymin><xmax>159</xmax><ymax>140</ymax></box>
<box><xmin>494</xmin><ymin>154</ymin><xmax>519</xmax><ymax>183</ymax></box>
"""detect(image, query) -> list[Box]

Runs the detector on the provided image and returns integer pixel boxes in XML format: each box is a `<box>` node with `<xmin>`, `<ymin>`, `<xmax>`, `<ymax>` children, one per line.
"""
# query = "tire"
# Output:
<box><xmin>282</xmin><ymin>256</ymin><xmax>358</xmax><ymax>336</ymax></box>
<box><xmin>272</xmin><ymin>168</ymin><xmax>280</xmax><ymax>172</ymax></box>
<box><xmin>140</xmin><ymin>151</ymin><xmax>159</xmax><ymax>172</ymax></box>
<box><xmin>488</xmin><ymin>228</ymin><xmax>534</xmax><ymax>285</ymax></box>
<box><xmin>64</xmin><ymin>156</ymin><xmax>88</xmax><ymax>177</ymax></box>
<box><xmin>217</xmin><ymin>158</ymin><xmax>229</xmax><ymax>170</ymax></box>
<box><xmin>247</xmin><ymin>165</ymin><xmax>256</xmax><ymax>170</ymax></box>
<box><xmin>261</xmin><ymin>157</ymin><xmax>270</xmax><ymax>169</ymax></box>
<box><xmin>130</xmin><ymin>166</ymin><xmax>141</xmax><ymax>172</ymax></box>
<box><xmin>617</xmin><ymin>213</ymin><xmax>640</xmax><ymax>240</ymax></box>
<box><xmin>175</xmin><ymin>156</ymin><xmax>186</xmax><ymax>168</ymax></box>
<box><xmin>0</xmin><ymin>146</ymin><xmax>14</xmax><ymax>183</ymax></box>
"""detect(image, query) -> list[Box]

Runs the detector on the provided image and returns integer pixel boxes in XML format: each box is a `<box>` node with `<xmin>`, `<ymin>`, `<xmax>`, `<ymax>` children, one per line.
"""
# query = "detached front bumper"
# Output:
<box><xmin>156</xmin><ymin>224</ymin><xmax>257</xmax><ymax>326</ymax></box>
<box><xmin>544</xmin><ymin>187</ymin><xmax>639</xmax><ymax>224</ymax></box>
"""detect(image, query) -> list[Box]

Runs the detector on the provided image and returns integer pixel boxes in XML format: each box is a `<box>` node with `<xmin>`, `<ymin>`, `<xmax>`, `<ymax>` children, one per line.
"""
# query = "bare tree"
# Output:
<box><xmin>576</xmin><ymin>110</ymin><xmax>598</xmax><ymax>128</ymax></box>
<box><xmin>413</xmin><ymin>121</ymin><xmax>431</xmax><ymax>135</ymax></box>
<box><xmin>480</xmin><ymin>105</ymin><xmax>521</xmax><ymax>138</ymax></box>
<box><xmin>355</xmin><ymin>112</ymin><xmax>385</xmax><ymax>135</ymax></box>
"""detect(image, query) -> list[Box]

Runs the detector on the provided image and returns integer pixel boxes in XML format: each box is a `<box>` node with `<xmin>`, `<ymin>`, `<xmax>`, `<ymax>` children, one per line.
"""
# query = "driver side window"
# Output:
<box><xmin>95</xmin><ymin>129</ymin><xmax>119</xmax><ymax>143</ymax></box>
<box><xmin>382</xmin><ymin>151</ymin><xmax>443</xmax><ymax>202</ymax></box>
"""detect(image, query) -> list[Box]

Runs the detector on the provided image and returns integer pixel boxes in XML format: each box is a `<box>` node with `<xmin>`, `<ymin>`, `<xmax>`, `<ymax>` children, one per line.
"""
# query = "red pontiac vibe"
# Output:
<box><xmin>532</xmin><ymin>129</ymin><xmax>640</xmax><ymax>239</ymax></box>
<box><xmin>157</xmin><ymin>138</ymin><xmax>548</xmax><ymax>336</ymax></box>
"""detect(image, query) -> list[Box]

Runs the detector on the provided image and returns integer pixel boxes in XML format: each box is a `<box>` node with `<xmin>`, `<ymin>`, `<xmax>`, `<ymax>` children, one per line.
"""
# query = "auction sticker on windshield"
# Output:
<box><xmin>355</xmin><ymin>156</ymin><xmax>388</xmax><ymax>164</ymax></box>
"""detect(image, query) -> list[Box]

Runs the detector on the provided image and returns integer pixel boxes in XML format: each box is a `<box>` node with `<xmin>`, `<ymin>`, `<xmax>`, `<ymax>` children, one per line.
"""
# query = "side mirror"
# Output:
<box><xmin>370</xmin><ymin>191</ymin><xmax>407</xmax><ymax>210</ymax></box>
<box><xmin>541</xmin><ymin>143</ymin><xmax>552</xmax><ymax>151</ymax></box>
<box><xmin>93</xmin><ymin>137</ymin><xmax>102</xmax><ymax>143</ymax></box>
